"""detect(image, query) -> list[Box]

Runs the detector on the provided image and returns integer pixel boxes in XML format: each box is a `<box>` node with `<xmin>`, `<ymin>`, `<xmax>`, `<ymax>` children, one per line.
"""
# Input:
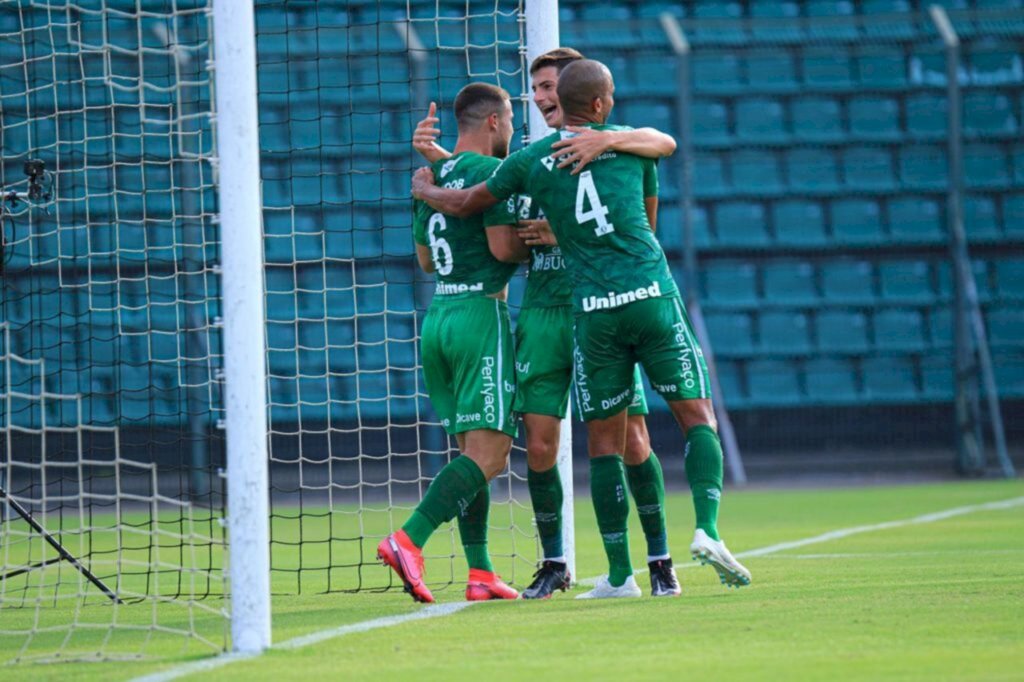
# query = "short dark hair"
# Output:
<box><xmin>529</xmin><ymin>47</ymin><xmax>585</xmax><ymax>76</ymax></box>
<box><xmin>454</xmin><ymin>82</ymin><xmax>510</xmax><ymax>131</ymax></box>
<box><xmin>556</xmin><ymin>59</ymin><xmax>614</xmax><ymax>120</ymax></box>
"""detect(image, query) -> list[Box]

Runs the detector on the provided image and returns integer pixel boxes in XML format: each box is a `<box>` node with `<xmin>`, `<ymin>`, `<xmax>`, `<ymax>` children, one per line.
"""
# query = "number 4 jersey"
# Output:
<box><xmin>486</xmin><ymin>124</ymin><xmax>679</xmax><ymax>313</ymax></box>
<box><xmin>413</xmin><ymin>151</ymin><xmax>519</xmax><ymax>298</ymax></box>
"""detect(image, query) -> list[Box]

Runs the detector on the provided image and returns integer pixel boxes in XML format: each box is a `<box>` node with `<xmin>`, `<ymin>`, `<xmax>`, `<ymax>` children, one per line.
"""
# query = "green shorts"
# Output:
<box><xmin>420</xmin><ymin>296</ymin><xmax>518</xmax><ymax>437</ymax></box>
<box><xmin>515</xmin><ymin>305</ymin><xmax>648</xmax><ymax>420</ymax></box>
<box><xmin>573</xmin><ymin>295</ymin><xmax>710</xmax><ymax>422</ymax></box>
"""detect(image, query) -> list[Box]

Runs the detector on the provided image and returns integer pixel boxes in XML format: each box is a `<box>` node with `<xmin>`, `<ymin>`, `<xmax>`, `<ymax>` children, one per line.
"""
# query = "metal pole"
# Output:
<box><xmin>213</xmin><ymin>0</ymin><xmax>271</xmax><ymax>654</ymax></box>
<box><xmin>525</xmin><ymin>0</ymin><xmax>575</xmax><ymax>580</ymax></box>
<box><xmin>661</xmin><ymin>13</ymin><xmax>747</xmax><ymax>485</ymax></box>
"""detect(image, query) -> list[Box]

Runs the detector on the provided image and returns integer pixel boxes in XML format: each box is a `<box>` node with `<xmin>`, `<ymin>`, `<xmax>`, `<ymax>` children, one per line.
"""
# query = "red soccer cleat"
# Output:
<box><xmin>465</xmin><ymin>568</ymin><xmax>519</xmax><ymax>601</ymax></box>
<box><xmin>377</xmin><ymin>530</ymin><xmax>435</xmax><ymax>603</ymax></box>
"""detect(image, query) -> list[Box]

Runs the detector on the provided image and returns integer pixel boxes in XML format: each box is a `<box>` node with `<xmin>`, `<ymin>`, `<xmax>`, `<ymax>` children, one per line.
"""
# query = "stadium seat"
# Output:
<box><xmin>763</xmin><ymin>261</ymin><xmax>819</xmax><ymax>305</ymax></box>
<box><xmin>636</xmin><ymin>1</ymin><xmax>685</xmax><ymax>19</ymax></box>
<box><xmin>821</xmin><ymin>260</ymin><xmax>875</xmax><ymax>304</ymax></box>
<box><xmin>888</xmin><ymin>196</ymin><xmax>944</xmax><ymax>244</ymax></box>
<box><xmin>804</xmin><ymin>357</ymin><xmax>859</xmax><ymax>403</ymax></box>
<box><xmin>994</xmin><ymin>259</ymin><xmax>1024</xmax><ymax>300</ymax></box>
<box><xmin>843</xmin><ymin>146</ymin><xmax>897</xmax><ymax>192</ymax></box>
<box><xmin>856</xmin><ymin>48</ymin><xmax>908</xmax><ymax>90</ymax></box>
<box><xmin>786</xmin><ymin>148</ymin><xmax>840</xmax><ymax>193</ymax></box>
<box><xmin>773</xmin><ymin>200</ymin><xmax>828</xmax><ymax>246</ymax></box>
<box><xmin>832</xmin><ymin>198</ymin><xmax>885</xmax><ymax>245</ymax></box>
<box><xmin>963</xmin><ymin>144</ymin><xmax>1011</xmax><ymax>189</ymax></box>
<box><xmin>874</xmin><ymin>309</ymin><xmax>927</xmax><ymax>352</ymax></box>
<box><xmin>879</xmin><ymin>260</ymin><xmax>935</xmax><ymax>304</ymax></box>
<box><xmin>692</xmin><ymin>99</ymin><xmax>730</xmax><ymax>146</ymax></box>
<box><xmin>905</xmin><ymin>94</ymin><xmax>947</xmax><ymax>140</ymax></box>
<box><xmin>694</xmin><ymin>153</ymin><xmax>728</xmax><ymax>198</ymax></box>
<box><xmin>745</xmin><ymin>51</ymin><xmax>799</xmax><ymax>92</ymax></box>
<box><xmin>920</xmin><ymin>352</ymin><xmax>955</xmax><ymax>400</ymax></box>
<box><xmin>791</xmin><ymin>97</ymin><xmax>844</xmax><ymax>142</ymax></box>
<box><xmin>692</xmin><ymin>1</ymin><xmax>746</xmax><ymax>44</ymax></box>
<box><xmin>749</xmin><ymin>1</ymin><xmax>802</xmax><ymax>42</ymax></box>
<box><xmin>735</xmin><ymin>98</ymin><xmax>788</xmax><ymax>143</ymax></box>
<box><xmin>730</xmin><ymin>150</ymin><xmax>783</xmax><ymax>195</ymax></box>
<box><xmin>986</xmin><ymin>306</ymin><xmax>1024</xmax><ymax>347</ymax></box>
<box><xmin>937</xmin><ymin>260</ymin><xmax>992</xmax><ymax>303</ymax></box>
<box><xmin>860</xmin><ymin>0</ymin><xmax>915</xmax><ymax>39</ymax></box>
<box><xmin>580</xmin><ymin>4</ymin><xmax>635</xmax><ymax>48</ymax></box>
<box><xmin>968</xmin><ymin>50</ymin><xmax>1023</xmax><ymax>86</ymax></box>
<box><xmin>964</xmin><ymin>195</ymin><xmax>1002</xmax><ymax>241</ymax></box>
<box><xmin>849</xmin><ymin>97</ymin><xmax>901</xmax><ymax>141</ymax></box>
<box><xmin>703</xmin><ymin>262</ymin><xmax>759</xmax><ymax>308</ymax></box>
<box><xmin>817</xmin><ymin>311</ymin><xmax>871</xmax><ymax>354</ymax></box>
<box><xmin>746</xmin><ymin>359</ymin><xmax>803</xmax><ymax>405</ymax></box>
<box><xmin>705</xmin><ymin>312</ymin><xmax>755</xmax><ymax>356</ymax></box>
<box><xmin>900</xmin><ymin>145</ymin><xmax>948</xmax><ymax>190</ymax></box>
<box><xmin>693</xmin><ymin>54</ymin><xmax>743</xmax><ymax>94</ymax></box>
<box><xmin>802</xmin><ymin>49</ymin><xmax>854</xmax><ymax>90</ymax></box>
<box><xmin>964</xmin><ymin>93</ymin><xmax>1018</xmax><ymax>137</ymax></box>
<box><xmin>715</xmin><ymin>360</ymin><xmax>746</xmax><ymax>407</ymax></box>
<box><xmin>1014</xmin><ymin>142</ymin><xmax>1024</xmax><ymax>186</ymax></box>
<box><xmin>1004</xmin><ymin>194</ymin><xmax>1024</xmax><ymax>238</ymax></box>
<box><xmin>714</xmin><ymin>201</ymin><xmax>771</xmax><ymax>246</ymax></box>
<box><xmin>993</xmin><ymin>352</ymin><xmax>1024</xmax><ymax>397</ymax></box>
<box><xmin>861</xmin><ymin>356</ymin><xmax>920</xmax><ymax>401</ymax></box>
<box><xmin>759</xmin><ymin>311</ymin><xmax>813</xmax><ymax>355</ymax></box>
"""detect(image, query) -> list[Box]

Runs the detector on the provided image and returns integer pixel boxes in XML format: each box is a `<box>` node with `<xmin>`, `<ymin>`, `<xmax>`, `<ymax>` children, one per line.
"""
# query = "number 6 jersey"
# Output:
<box><xmin>485</xmin><ymin>124</ymin><xmax>679</xmax><ymax>313</ymax></box>
<box><xmin>412</xmin><ymin>151</ymin><xmax>519</xmax><ymax>298</ymax></box>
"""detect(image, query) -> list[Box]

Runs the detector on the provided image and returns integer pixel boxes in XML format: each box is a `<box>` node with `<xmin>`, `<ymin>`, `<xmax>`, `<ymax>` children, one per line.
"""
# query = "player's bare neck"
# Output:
<box><xmin>453</xmin><ymin>131</ymin><xmax>493</xmax><ymax>158</ymax></box>
<box><xmin>562</xmin><ymin>114</ymin><xmax>600</xmax><ymax>127</ymax></box>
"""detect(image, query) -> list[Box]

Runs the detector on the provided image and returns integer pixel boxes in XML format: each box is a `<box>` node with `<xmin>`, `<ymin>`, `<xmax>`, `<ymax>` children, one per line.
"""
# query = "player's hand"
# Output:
<box><xmin>517</xmin><ymin>219</ymin><xmax>557</xmax><ymax>246</ymax></box>
<box><xmin>411</xmin><ymin>167</ymin><xmax>436</xmax><ymax>199</ymax></box>
<box><xmin>412</xmin><ymin>102</ymin><xmax>451</xmax><ymax>163</ymax></box>
<box><xmin>551</xmin><ymin>126</ymin><xmax>613</xmax><ymax>175</ymax></box>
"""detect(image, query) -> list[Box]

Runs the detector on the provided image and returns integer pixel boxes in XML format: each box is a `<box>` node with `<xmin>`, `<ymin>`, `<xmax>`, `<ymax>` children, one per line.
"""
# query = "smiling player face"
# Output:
<box><xmin>531</xmin><ymin>65</ymin><xmax>563</xmax><ymax>128</ymax></box>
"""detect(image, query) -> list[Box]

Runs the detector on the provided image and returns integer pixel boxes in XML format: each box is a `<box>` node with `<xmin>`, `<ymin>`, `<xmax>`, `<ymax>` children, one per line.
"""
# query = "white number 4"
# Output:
<box><xmin>575</xmin><ymin>170</ymin><xmax>614</xmax><ymax>236</ymax></box>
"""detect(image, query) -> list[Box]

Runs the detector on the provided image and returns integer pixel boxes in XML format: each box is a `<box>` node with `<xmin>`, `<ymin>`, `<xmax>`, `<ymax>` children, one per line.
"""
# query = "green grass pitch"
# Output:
<box><xmin>2</xmin><ymin>479</ymin><xmax>1022</xmax><ymax>681</ymax></box>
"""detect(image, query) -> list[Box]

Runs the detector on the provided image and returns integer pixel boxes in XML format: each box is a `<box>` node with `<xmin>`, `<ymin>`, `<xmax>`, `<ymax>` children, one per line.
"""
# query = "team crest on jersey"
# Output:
<box><xmin>540</xmin><ymin>155</ymin><xmax>555</xmax><ymax>171</ymax></box>
<box><xmin>440</xmin><ymin>156</ymin><xmax>463</xmax><ymax>178</ymax></box>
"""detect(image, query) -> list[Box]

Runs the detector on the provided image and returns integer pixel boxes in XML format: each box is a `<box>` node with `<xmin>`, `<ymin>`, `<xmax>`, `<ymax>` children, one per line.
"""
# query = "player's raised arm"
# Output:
<box><xmin>412</xmin><ymin>168</ymin><xmax>499</xmax><ymax>217</ymax></box>
<box><xmin>552</xmin><ymin>126</ymin><xmax>676</xmax><ymax>175</ymax></box>
<box><xmin>412</xmin><ymin>101</ymin><xmax>453</xmax><ymax>163</ymax></box>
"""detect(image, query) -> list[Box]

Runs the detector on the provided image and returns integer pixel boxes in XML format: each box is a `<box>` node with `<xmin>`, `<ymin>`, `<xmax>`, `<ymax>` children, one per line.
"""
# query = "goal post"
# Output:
<box><xmin>523</xmin><ymin>0</ymin><xmax>575</xmax><ymax>582</ymax></box>
<box><xmin>213</xmin><ymin>0</ymin><xmax>271</xmax><ymax>654</ymax></box>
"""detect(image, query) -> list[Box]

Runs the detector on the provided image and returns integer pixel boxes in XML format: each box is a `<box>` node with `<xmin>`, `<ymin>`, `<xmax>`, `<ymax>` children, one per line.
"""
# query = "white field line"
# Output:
<box><xmin>131</xmin><ymin>495</ymin><xmax>1024</xmax><ymax>682</ymax></box>
<box><xmin>578</xmin><ymin>495</ymin><xmax>1024</xmax><ymax>585</ymax></box>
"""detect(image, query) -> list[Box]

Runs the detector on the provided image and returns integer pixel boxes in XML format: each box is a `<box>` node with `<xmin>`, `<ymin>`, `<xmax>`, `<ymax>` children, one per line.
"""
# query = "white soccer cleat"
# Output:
<box><xmin>689</xmin><ymin>529</ymin><xmax>752</xmax><ymax>588</ymax></box>
<box><xmin>575</xmin><ymin>574</ymin><xmax>643</xmax><ymax>599</ymax></box>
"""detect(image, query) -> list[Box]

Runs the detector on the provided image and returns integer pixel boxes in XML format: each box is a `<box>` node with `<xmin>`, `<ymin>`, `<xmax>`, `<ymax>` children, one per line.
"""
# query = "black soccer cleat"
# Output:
<box><xmin>521</xmin><ymin>560</ymin><xmax>571</xmax><ymax>599</ymax></box>
<box><xmin>649</xmin><ymin>558</ymin><xmax>681</xmax><ymax>597</ymax></box>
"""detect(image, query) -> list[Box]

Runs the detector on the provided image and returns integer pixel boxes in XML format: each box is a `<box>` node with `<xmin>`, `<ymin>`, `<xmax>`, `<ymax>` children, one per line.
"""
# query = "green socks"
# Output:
<box><xmin>402</xmin><ymin>455</ymin><xmax>487</xmax><ymax>548</ymax></box>
<box><xmin>458</xmin><ymin>485</ymin><xmax>494</xmax><ymax>572</ymax></box>
<box><xmin>685</xmin><ymin>425</ymin><xmax>724</xmax><ymax>541</ymax></box>
<box><xmin>527</xmin><ymin>464</ymin><xmax>564</xmax><ymax>560</ymax></box>
<box><xmin>590</xmin><ymin>454</ymin><xmax>633</xmax><ymax>587</ymax></box>
<box><xmin>625</xmin><ymin>451</ymin><xmax>669</xmax><ymax>558</ymax></box>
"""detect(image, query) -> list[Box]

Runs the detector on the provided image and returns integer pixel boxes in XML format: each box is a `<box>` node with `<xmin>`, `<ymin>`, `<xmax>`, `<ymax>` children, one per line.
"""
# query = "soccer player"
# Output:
<box><xmin>411</xmin><ymin>60</ymin><xmax>752</xmax><ymax>598</ymax></box>
<box><xmin>377</xmin><ymin>83</ymin><xmax>529</xmax><ymax>603</ymax></box>
<box><xmin>411</xmin><ymin>48</ymin><xmax>682</xmax><ymax>599</ymax></box>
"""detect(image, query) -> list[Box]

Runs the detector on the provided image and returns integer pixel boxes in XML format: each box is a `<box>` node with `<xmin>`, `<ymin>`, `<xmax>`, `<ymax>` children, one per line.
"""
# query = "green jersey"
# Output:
<box><xmin>486</xmin><ymin>124</ymin><xmax>677</xmax><ymax>313</ymax></box>
<box><xmin>413</xmin><ymin>151</ymin><xmax>519</xmax><ymax>298</ymax></box>
<box><xmin>518</xmin><ymin>199</ymin><xmax>573</xmax><ymax>309</ymax></box>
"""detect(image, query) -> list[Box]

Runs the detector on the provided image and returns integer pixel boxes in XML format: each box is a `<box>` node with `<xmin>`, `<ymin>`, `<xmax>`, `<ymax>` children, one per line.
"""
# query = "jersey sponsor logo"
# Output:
<box><xmin>540</xmin><ymin>155</ymin><xmax>555</xmax><ymax>171</ymax></box>
<box><xmin>516</xmin><ymin>195</ymin><xmax>533</xmax><ymax>220</ymax></box>
<box><xmin>440</xmin><ymin>156</ymin><xmax>464</xmax><ymax>179</ymax></box>
<box><xmin>581</xmin><ymin>281</ymin><xmax>663</xmax><ymax>312</ymax></box>
<box><xmin>480</xmin><ymin>356</ymin><xmax>497</xmax><ymax>425</ymax></box>
<box><xmin>531</xmin><ymin>248</ymin><xmax>564</xmax><ymax>272</ymax></box>
<box><xmin>435</xmin><ymin>281</ymin><xmax>484</xmax><ymax>295</ymax></box>
<box><xmin>516</xmin><ymin>361</ymin><xmax>531</xmax><ymax>375</ymax></box>
<box><xmin>652</xmin><ymin>381</ymin><xmax>679</xmax><ymax>394</ymax></box>
<box><xmin>457</xmin><ymin>412</ymin><xmax>481</xmax><ymax>424</ymax></box>
<box><xmin>442</xmin><ymin>418</ymin><xmax>451</xmax><ymax>428</ymax></box>
<box><xmin>601</xmin><ymin>386</ymin><xmax>632</xmax><ymax>412</ymax></box>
